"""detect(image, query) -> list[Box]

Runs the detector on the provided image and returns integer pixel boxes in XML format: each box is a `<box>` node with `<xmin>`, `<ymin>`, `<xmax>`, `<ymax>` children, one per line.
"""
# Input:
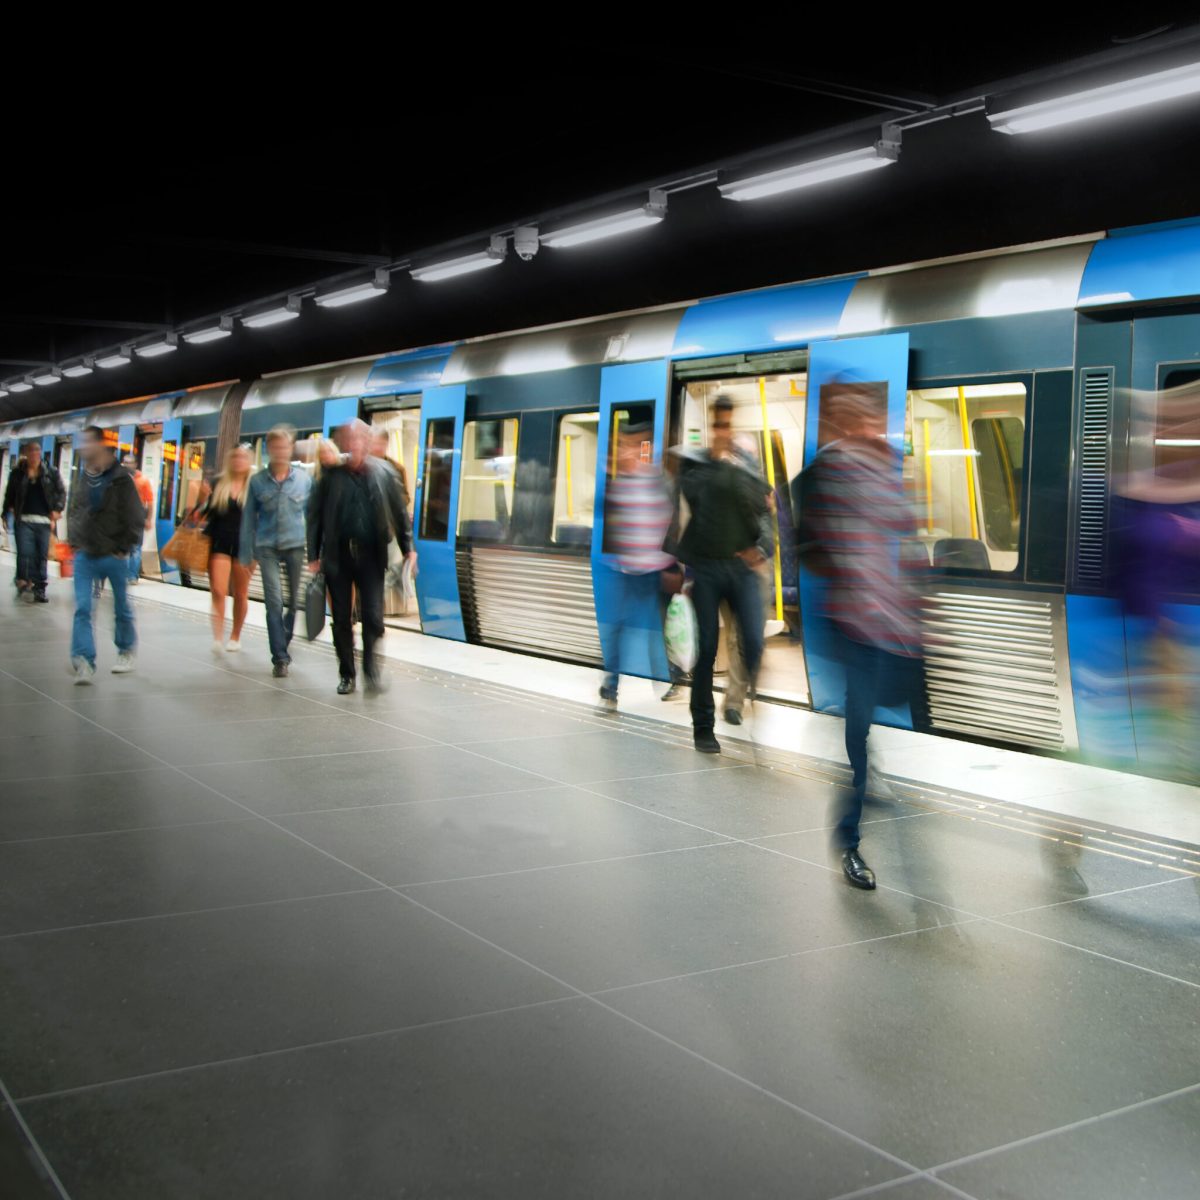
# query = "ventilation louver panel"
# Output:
<box><xmin>457</xmin><ymin>547</ymin><xmax>603</xmax><ymax>665</ymax></box>
<box><xmin>1076</xmin><ymin>369</ymin><xmax>1113</xmax><ymax>587</ymax></box>
<box><xmin>919</xmin><ymin>590</ymin><xmax>1076</xmax><ymax>750</ymax></box>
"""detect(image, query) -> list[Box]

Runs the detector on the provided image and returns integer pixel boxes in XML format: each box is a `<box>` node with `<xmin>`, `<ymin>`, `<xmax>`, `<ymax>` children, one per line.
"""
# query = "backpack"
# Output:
<box><xmin>789</xmin><ymin>458</ymin><xmax>834</xmax><ymax>577</ymax></box>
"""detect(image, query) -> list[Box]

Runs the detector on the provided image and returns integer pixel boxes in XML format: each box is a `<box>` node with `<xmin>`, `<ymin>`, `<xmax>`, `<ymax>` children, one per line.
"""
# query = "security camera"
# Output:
<box><xmin>513</xmin><ymin>225</ymin><xmax>540</xmax><ymax>262</ymax></box>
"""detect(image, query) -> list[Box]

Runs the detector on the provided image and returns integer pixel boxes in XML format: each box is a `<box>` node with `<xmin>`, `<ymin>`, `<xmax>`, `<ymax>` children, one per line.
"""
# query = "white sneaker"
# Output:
<box><xmin>112</xmin><ymin>653</ymin><xmax>136</xmax><ymax>674</ymax></box>
<box><xmin>212</xmin><ymin>641</ymin><xmax>224</xmax><ymax>654</ymax></box>
<box><xmin>71</xmin><ymin>656</ymin><xmax>95</xmax><ymax>685</ymax></box>
<box><xmin>225</xmin><ymin>640</ymin><xmax>241</xmax><ymax>653</ymax></box>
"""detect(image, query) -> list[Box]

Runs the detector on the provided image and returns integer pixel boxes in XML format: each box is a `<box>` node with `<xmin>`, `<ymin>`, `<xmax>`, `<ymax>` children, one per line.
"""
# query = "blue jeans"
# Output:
<box><xmin>688</xmin><ymin>558</ymin><xmax>765</xmax><ymax>733</ymax></box>
<box><xmin>127</xmin><ymin>541</ymin><xmax>143</xmax><ymax>582</ymax></box>
<box><xmin>257</xmin><ymin>546</ymin><xmax>306</xmax><ymax>664</ymax></box>
<box><xmin>833</xmin><ymin>630</ymin><xmax>920</xmax><ymax>851</ymax></box>
<box><xmin>601</xmin><ymin>569</ymin><xmax>671</xmax><ymax>695</ymax></box>
<box><xmin>72</xmin><ymin>553</ymin><xmax>137</xmax><ymax>666</ymax></box>
<box><xmin>15</xmin><ymin>521</ymin><xmax>51</xmax><ymax>592</ymax></box>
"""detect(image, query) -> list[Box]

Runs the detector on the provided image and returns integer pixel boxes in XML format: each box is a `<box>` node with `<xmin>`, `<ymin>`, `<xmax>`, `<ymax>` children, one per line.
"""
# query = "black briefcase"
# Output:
<box><xmin>305</xmin><ymin>572</ymin><xmax>327</xmax><ymax>641</ymax></box>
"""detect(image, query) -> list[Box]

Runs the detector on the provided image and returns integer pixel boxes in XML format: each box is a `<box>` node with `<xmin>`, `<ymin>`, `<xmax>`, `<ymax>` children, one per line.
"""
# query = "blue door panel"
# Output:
<box><xmin>414</xmin><ymin>385</ymin><xmax>467</xmax><ymax>641</ymax></box>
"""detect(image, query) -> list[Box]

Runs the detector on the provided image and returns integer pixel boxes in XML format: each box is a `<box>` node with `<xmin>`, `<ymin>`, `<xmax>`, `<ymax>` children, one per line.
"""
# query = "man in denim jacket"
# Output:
<box><xmin>239</xmin><ymin>425</ymin><xmax>312</xmax><ymax>677</ymax></box>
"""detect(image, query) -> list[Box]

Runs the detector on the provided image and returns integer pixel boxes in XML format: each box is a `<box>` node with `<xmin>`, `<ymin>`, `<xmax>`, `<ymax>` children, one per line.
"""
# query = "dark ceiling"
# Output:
<box><xmin>4</xmin><ymin>22</ymin><xmax>1200</xmax><ymax>421</ymax></box>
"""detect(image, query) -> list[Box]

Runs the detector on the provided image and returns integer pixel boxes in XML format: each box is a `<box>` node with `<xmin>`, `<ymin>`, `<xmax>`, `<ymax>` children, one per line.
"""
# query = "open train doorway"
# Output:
<box><xmin>675</xmin><ymin>364</ymin><xmax>810</xmax><ymax>705</ymax></box>
<box><xmin>368</xmin><ymin>399</ymin><xmax>422</xmax><ymax>630</ymax></box>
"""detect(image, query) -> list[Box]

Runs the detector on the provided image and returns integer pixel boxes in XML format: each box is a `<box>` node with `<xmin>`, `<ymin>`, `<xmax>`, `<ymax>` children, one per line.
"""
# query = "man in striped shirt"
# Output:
<box><xmin>598</xmin><ymin>422</ymin><xmax>676</xmax><ymax>708</ymax></box>
<box><xmin>803</xmin><ymin>382</ymin><xmax>924</xmax><ymax>890</ymax></box>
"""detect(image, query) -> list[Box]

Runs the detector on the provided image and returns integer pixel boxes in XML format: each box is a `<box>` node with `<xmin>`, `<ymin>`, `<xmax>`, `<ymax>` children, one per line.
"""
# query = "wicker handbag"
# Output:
<box><xmin>160</xmin><ymin>525</ymin><xmax>211</xmax><ymax>574</ymax></box>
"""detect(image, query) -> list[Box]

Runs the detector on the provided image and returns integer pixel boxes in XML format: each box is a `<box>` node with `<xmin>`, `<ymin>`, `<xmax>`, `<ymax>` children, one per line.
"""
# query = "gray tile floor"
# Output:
<box><xmin>1</xmin><ymin>587</ymin><xmax>1199</xmax><ymax>1199</ymax></box>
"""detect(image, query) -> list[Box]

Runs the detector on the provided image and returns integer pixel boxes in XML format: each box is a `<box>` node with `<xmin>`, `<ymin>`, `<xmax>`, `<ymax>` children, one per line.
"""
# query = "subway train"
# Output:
<box><xmin>3</xmin><ymin>214</ymin><xmax>1200</xmax><ymax>780</ymax></box>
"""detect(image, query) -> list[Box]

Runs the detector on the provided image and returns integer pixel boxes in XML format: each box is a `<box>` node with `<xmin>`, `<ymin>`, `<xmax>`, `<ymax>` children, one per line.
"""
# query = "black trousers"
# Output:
<box><xmin>327</xmin><ymin>545</ymin><xmax>385</xmax><ymax>680</ymax></box>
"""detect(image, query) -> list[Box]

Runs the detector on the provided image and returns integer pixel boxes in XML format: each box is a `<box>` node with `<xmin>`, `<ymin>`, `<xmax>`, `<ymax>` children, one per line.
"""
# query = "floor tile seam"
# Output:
<box><xmin>587</xmin><ymin>916</ymin><xmax>992</xmax><ymax>999</ymax></box>
<box><xmin>0</xmin><ymin>814</ymin><xmax>259</xmax><ymax>847</ymax></box>
<box><xmin>571</xmin><ymin>782</ymin><xmax>990</xmax><ymax>924</ymax></box>
<box><xmin>923</xmin><ymin>1078</ymin><xmax>1200</xmax><ymax>1178</ymax></box>
<box><xmin>829</xmin><ymin>1173</ymin><xmax>982</xmax><ymax>1200</ymax></box>
<box><xmin>0</xmin><ymin>1073</ymin><xmax>73</xmax><ymax>1200</ymax></box>
<box><xmin>267</xmin><ymin>780</ymin><xmax>569</xmax><ymax>818</ymax></box>
<box><xmin>0</xmin><ymin>886</ymin><xmax>389</xmax><ymax>942</ymax></box>
<box><xmin>977</xmin><ymin>914</ymin><xmax>1200</xmax><ymax>993</ymax></box>
<box><xmin>986</xmin><ymin>872</ymin><xmax>1197</xmax><ymax>921</ymax></box>
<box><xmin>389</xmin><ymin>837</ymin><xmax>738</xmax><ymax>890</ymax></box>
<box><xmin>11</xmin><ymin>994</ymin><xmax>587</xmax><ymax>1106</ymax></box>
<box><xmin>0</xmin><ymin>660</ymin><xmax>1099</xmax><ymax>1182</ymax></box>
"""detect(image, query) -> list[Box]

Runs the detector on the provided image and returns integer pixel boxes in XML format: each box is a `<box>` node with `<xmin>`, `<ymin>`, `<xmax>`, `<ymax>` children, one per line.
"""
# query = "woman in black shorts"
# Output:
<box><xmin>202</xmin><ymin>445</ymin><xmax>254</xmax><ymax>653</ymax></box>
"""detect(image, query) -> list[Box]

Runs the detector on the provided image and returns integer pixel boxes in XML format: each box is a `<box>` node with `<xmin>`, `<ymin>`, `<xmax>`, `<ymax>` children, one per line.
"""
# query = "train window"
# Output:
<box><xmin>457</xmin><ymin>418</ymin><xmax>518</xmax><ymax>542</ymax></box>
<box><xmin>1152</xmin><ymin>369</ymin><xmax>1200</xmax><ymax>475</ymax></box>
<box><xmin>176</xmin><ymin>441</ymin><xmax>207</xmax><ymax>521</ymax></box>
<box><xmin>905</xmin><ymin>383</ymin><xmax>1028</xmax><ymax>572</ymax></box>
<box><xmin>552</xmin><ymin>411</ymin><xmax>600</xmax><ymax>545</ymax></box>
<box><xmin>159</xmin><ymin>439</ymin><xmax>178</xmax><ymax>521</ymax></box>
<box><xmin>420</xmin><ymin>418</ymin><xmax>455</xmax><ymax>541</ymax></box>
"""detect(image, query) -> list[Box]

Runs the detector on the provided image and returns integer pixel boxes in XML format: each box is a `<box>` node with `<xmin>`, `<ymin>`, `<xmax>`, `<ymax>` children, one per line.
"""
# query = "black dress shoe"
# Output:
<box><xmin>693</xmin><ymin>730</ymin><xmax>721</xmax><ymax>754</ymax></box>
<box><xmin>337</xmin><ymin>676</ymin><xmax>356</xmax><ymax>695</ymax></box>
<box><xmin>34</xmin><ymin>591</ymin><xmax>49</xmax><ymax>603</ymax></box>
<box><xmin>272</xmin><ymin>662</ymin><xmax>289</xmax><ymax>678</ymax></box>
<box><xmin>841</xmin><ymin>849</ymin><xmax>877</xmax><ymax>890</ymax></box>
<box><xmin>723</xmin><ymin>708</ymin><xmax>742</xmax><ymax>726</ymax></box>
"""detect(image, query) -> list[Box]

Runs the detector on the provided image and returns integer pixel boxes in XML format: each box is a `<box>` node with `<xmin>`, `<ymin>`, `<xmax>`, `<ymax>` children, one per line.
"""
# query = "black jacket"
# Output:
<box><xmin>3</xmin><ymin>462</ymin><xmax>66</xmax><ymax>522</ymax></box>
<box><xmin>67</xmin><ymin>465</ymin><xmax>145</xmax><ymax>557</ymax></box>
<box><xmin>668</xmin><ymin>446</ymin><xmax>773</xmax><ymax>565</ymax></box>
<box><xmin>307</xmin><ymin>458</ymin><xmax>412</xmax><ymax>577</ymax></box>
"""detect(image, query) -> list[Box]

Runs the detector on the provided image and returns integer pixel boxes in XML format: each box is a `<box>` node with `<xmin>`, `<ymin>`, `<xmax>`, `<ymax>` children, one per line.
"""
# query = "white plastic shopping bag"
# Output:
<box><xmin>664</xmin><ymin>591</ymin><xmax>699</xmax><ymax>673</ymax></box>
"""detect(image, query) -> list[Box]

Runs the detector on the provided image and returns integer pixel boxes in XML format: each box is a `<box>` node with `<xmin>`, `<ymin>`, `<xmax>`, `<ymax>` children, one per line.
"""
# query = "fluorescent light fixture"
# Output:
<box><xmin>62</xmin><ymin>360</ymin><xmax>94</xmax><ymax>378</ymax></box>
<box><xmin>988</xmin><ymin>61</ymin><xmax>1200</xmax><ymax>134</ymax></box>
<box><xmin>316</xmin><ymin>268</ymin><xmax>391</xmax><ymax>307</ymax></box>
<box><xmin>541</xmin><ymin>191</ymin><xmax>667</xmax><ymax>248</ymax></box>
<box><xmin>32</xmin><ymin>370</ymin><xmax>62</xmax><ymax>386</ymax></box>
<box><xmin>243</xmin><ymin>296</ymin><xmax>303</xmax><ymax>329</ymax></box>
<box><xmin>9</xmin><ymin>381</ymin><xmax>33</xmax><ymax>392</ymax></box>
<box><xmin>1155</xmin><ymin>438</ymin><xmax>1200</xmax><ymax>446</ymax></box>
<box><xmin>96</xmin><ymin>348</ymin><xmax>132</xmax><ymax>369</ymax></box>
<box><xmin>0</xmin><ymin>388</ymin><xmax>7</xmax><ymax>397</ymax></box>
<box><xmin>183</xmin><ymin>317</ymin><xmax>234</xmax><ymax>344</ymax></box>
<box><xmin>136</xmin><ymin>334</ymin><xmax>179</xmax><ymax>358</ymax></box>
<box><xmin>411</xmin><ymin>236</ymin><xmax>507</xmax><ymax>282</ymax></box>
<box><xmin>719</xmin><ymin>132</ymin><xmax>899</xmax><ymax>201</ymax></box>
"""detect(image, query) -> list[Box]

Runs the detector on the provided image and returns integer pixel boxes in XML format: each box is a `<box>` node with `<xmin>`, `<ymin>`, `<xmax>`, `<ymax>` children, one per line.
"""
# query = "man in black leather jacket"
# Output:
<box><xmin>3</xmin><ymin>440</ymin><xmax>65</xmax><ymax>602</ymax></box>
<box><xmin>670</xmin><ymin>395</ymin><xmax>773</xmax><ymax>753</ymax></box>
<box><xmin>308</xmin><ymin>419</ymin><xmax>416</xmax><ymax>694</ymax></box>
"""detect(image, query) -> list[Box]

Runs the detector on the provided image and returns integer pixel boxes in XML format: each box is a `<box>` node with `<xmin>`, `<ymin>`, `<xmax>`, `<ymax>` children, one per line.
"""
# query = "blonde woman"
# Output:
<box><xmin>201</xmin><ymin>444</ymin><xmax>254</xmax><ymax>652</ymax></box>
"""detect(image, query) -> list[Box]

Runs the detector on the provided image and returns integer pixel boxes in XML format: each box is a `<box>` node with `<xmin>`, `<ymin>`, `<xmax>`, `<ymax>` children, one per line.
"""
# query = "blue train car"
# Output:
<box><xmin>7</xmin><ymin>216</ymin><xmax>1200</xmax><ymax>779</ymax></box>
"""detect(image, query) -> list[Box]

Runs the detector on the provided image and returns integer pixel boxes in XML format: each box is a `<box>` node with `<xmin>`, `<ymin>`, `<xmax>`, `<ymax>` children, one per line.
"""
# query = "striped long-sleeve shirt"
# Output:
<box><xmin>804</xmin><ymin>438</ymin><xmax>923</xmax><ymax>656</ymax></box>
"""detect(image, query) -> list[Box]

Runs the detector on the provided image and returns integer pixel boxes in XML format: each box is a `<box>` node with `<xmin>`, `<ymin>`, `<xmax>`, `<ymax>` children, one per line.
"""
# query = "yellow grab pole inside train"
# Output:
<box><xmin>758</xmin><ymin>377</ymin><xmax>784</xmax><ymax>623</ymax></box>
<box><xmin>564</xmin><ymin>434</ymin><xmax>574</xmax><ymax>517</ymax></box>
<box><xmin>923</xmin><ymin>417</ymin><xmax>933</xmax><ymax>534</ymax></box>
<box><xmin>957</xmin><ymin>386</ymin><xmax>979</xmax><ymax>539</ymax></box>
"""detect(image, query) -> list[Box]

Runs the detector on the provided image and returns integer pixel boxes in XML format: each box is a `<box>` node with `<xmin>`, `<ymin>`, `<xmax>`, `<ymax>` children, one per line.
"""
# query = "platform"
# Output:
<box><xmin>1</xmin><ymin>566</ymin><xmax>1198</xmax><ymax>1199</ymax></box>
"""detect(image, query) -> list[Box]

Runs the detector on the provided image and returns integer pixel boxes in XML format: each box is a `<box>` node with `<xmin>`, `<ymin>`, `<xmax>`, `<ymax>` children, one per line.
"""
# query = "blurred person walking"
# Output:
<box><xmin>66</xmin><ymin>426</ymin><xmax>145</xmax><ymax>682</ymax></box>
<box><xmin>799</xmin><ymin>383</ymin><xmax>924</xmax><ymax>890</ymax></box>
<box><xmin>240</xmin><ymin>425</ymin><xmax>312</xmax><ymax>678</ymax></box>
<box><xmin>121</xmin><ymin>454</ymin><xmax>155</xmax><ymax>585</ymax></box>
<box><xmin>671</xmin><ymin>394</ymin><xmax>773</xmax><ymax>754</ymax></box>
<box><xmin>201</xmin><ymin>445</ymin><xmax>254</xmax><ymax>654</ymax></box>
<box><xmin>3</xmin><ymin>440</ymin><xmax>64</xmax><ymax>604</ymax></box>
<box><xmin>307</xmin><ymin>419</ymin><xmax>415</xmax><ymax>695</ymax></box>
<box><xmin>598</xmin><ymin>421</ymin><xmax>677</xmax><ymax>710</ymax></box>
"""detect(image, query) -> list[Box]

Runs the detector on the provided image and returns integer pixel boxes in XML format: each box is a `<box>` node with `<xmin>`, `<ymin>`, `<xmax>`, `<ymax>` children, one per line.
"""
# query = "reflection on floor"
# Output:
<box><xmin>0</xmin><ymin>568</ymin><xmax>1198</xmax><ymax>1198</ymax></box>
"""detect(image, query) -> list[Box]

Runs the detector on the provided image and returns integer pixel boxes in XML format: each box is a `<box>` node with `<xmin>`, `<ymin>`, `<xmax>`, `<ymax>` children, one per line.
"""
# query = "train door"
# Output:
<box><xmin>140</xmin><ymin>433</ymin><xmax>164</xmax><ymax>576</ymax></box>
<box><xmin>0</xmin><ymin>444</ymin><xmax>11</xmax><ymax>552</ymax></box>
<box><xmin>56</xmin><ymin>436</ymin><xmax>76</xmax><ymax>544</ymax></box>
<box><xmin>800</xmin><ymin>333</ymin><xmax>911</xmax><ymax>720</ymax></box>
<box><xmin>369</xmin><ymin>401</ymin><xmax>422</xmax><ymax>629</ymax></box>
<box><xmin>413</xmin><ymin>385</ymin><xmax>467</xmax><ymax>640</ymax></box>
<box><xmin>676</xmin><ymin>369</ymin><xmax>810</xmax><ymax>703</ymax></box>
